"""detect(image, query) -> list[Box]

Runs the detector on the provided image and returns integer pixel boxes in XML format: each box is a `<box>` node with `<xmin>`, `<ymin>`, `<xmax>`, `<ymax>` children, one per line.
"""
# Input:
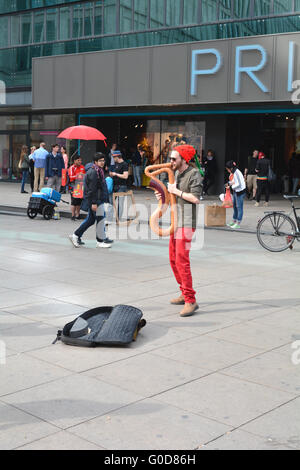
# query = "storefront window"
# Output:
<box><xmin>0</xmin><ymin>115</ymin><xmax>29</xmax><ymax>130</ymax></box>
<box><xmin>31</xmin><ymin>114</ymin><xmax>75</xmax><ymax>130</ymax></box>
<box><xmin>0</xmin><ymin>135</ymin><xmax>10</xmax><ymax>180</ymax></box>
<box><xmin>161</xmin><ymin>119</ymin><xmax>206</xmax><ymax>159</ymax></box>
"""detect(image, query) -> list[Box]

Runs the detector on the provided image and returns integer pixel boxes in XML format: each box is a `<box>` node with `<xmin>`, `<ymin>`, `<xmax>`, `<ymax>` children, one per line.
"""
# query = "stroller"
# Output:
<box><xmin>27</xmin><ymin>188</ymin><xmax>68</xmax><ymax>220</ymax></box>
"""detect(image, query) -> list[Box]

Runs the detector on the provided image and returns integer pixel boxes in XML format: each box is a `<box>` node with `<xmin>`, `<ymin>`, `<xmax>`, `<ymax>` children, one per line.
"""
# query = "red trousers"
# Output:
<box><xmin>169</xmin><ymin>227</ymin><xmax>196</xmax><ymax>304</ymax></box>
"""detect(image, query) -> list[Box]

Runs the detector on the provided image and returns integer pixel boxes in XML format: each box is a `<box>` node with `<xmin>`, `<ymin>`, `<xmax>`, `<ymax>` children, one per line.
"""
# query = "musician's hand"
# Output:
<box><xmin>167</xmin><ymin>183</ymin><xmax>179</xmax><ymax>195</ymax></box>
<box><xmin>154</xmin><ymin>191</ymin><xmax>162</xmax><ymax>201</ymax></box>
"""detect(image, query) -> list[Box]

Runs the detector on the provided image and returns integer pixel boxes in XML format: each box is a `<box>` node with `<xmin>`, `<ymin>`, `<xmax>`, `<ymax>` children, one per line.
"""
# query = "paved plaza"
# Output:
<box><xmin>0</xmin><ymin>201</ymin><xmax>300</xmax><ymax>450</ymax></box>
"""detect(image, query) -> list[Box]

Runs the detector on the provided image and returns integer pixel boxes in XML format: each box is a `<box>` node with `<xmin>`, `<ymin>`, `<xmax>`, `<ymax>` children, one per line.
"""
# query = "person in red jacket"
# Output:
<box><xmin>68</xmin><ymin>156</ymin><xmax>85</xmax><ymax>221</ymax></box>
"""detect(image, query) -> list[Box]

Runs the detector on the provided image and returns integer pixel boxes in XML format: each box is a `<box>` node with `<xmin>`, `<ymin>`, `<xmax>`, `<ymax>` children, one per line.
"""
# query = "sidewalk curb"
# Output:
<box><xmin>0</xmin><ymin>204</ymin><xmax>257</xmax><ymax>234</ymax></box>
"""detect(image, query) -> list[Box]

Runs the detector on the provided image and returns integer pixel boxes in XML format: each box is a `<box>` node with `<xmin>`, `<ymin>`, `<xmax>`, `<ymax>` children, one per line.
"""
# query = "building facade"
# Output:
<box><xmin>1</xmin><ymin>0</ymin><xmax>300</xmax><ymax>190</ymax></box>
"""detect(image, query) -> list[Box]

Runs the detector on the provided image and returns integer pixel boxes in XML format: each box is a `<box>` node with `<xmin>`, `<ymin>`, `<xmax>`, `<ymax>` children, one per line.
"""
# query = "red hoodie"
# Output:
<box><xmin>68</xmin><ymin>164</ymin><xmax>85</xmax><ymax>182</ymax></box>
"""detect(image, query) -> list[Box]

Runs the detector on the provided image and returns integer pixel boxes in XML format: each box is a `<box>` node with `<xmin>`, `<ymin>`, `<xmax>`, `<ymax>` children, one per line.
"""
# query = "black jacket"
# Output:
<box><xmin>84</xmin><ymin>167</ymin><xmax>109</xmax><ymax>206</ymax></box>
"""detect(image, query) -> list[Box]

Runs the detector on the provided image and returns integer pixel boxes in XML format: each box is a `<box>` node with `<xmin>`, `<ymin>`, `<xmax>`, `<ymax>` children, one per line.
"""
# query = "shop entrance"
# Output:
<box><xmin>0</xmin><ymin>132</ymin><xmax>29</xmax><ymax>181</ymax></box>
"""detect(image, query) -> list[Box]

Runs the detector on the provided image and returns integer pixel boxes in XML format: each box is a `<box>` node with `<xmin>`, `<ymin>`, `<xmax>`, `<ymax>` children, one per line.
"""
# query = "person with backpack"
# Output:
<box><xmin>255</xmin><ymin>152</ymin><xmax>271</xmax><ymax>207</ymax></box>
<box><xmin>226</xmin><ymin>161</ymin><xmax>246</xmax><ymax>230</ymax></box>
<box><xmin>69</xmin><ymin>153</ymin><xmax>113</xmax><ymax>249</ymax></box>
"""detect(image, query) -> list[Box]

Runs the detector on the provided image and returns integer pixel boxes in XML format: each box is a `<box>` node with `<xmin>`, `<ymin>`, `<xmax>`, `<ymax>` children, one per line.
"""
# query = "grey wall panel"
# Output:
<box><xmin>84</xmin><ymin>52</ymin><xmax>116</xmax><ymax>107</ymax></box>
<box><xmin>53</xmin><ymin>55</ymin><xmax>84</xmax><ymax>108</ymax></box>
<box><xmin>274</xmin><ymin>33</ymin><xmax>300</xmax><ymax>102</ymax></box>
<box><xmin>152</xmin><ymin>44</ymin><xmax>188</xmax><ymax>104</ymax></box>
<box><xmin>117</xmin><ymin>48</ymin><xmax>151</xmax><ymax>106</ymax></box>
<box><xmin>189</xmin><ymin>41</ymin><xmax>230</xmax><ymax>104</ymax></box>
<box><xmin>229</xmin><ymin>36</ymin><xmax>274</xmax><ymax>103</ymax></box>
<box><xmin>32</xmin><ymin>57</ymin><xmax>54</xmax><ymax>109</ymax></box>
<box><xmin>32</xmin><ymin>31</ymin><xmax>300</xmax><ymax>110</ymax></box>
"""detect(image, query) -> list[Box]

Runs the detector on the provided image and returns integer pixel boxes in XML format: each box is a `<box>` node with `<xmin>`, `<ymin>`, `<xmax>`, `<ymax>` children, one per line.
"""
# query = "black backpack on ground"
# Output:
<box><xmin>53</xmin><ymin>305</ymin><xmax>146</xmax><ymax>347</ymax></box>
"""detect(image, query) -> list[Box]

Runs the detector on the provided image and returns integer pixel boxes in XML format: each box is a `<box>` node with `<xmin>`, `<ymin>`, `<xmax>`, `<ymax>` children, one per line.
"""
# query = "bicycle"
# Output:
<box><xmin>257</xmin><ymin>195</ymin><xmax>300</xmax><ymax>252</ymax></box>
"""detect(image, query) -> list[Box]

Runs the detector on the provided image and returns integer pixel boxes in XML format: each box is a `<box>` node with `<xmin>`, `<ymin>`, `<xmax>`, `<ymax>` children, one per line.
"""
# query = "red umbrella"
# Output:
<box><xmin>57</xmin><ymin>125</ymin><xmax>106</xmax><ymax>142</ymax></box>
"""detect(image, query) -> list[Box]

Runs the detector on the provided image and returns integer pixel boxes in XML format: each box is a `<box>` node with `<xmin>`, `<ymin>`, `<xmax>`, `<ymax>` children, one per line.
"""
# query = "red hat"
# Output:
<box><xmin>174</xmin><ymin>145</ymin><xmax>196</xmax><ymax>163</ymax></box>
<box><xmin>259</xmin><ymin>152</ymin><xmax>265</xmax><ymax>159</ymax></box>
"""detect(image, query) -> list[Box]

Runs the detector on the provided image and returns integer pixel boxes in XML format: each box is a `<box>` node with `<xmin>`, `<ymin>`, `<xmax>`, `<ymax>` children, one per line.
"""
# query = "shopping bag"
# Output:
<box><xmin>222</xmin><ymin>188</ymin><xmax>233</xmax><ymax>208</ymax></box>
<box><xmin>205</xmin><ymin>204</ymin><xmax>226</xmax><ymax>227</ymax></box>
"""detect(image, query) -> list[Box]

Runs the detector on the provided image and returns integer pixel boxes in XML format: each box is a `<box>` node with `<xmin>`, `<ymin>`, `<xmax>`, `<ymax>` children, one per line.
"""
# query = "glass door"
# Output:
<box><xmin>11</xmin><ymin>134</ymin><xmax>28</xmax><ymax>181</ymax></box>
<box><xmin>0</xmin><ymin>134</ymin><xmax>10</xmax><ymax>180</ymax></box>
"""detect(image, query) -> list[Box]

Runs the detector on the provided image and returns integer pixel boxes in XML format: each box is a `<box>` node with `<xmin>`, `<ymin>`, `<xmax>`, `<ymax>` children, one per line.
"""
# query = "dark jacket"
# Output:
<box><xmin>256</xmin><ymin>158</ymin><xmax>270</xmax><ymax>178</ymax></box>
<box><xmin>84</xmin><ymin>167</ymin><xmax>109</xmax><ymax>206</ymax></box>
<box><xmin>45</xmin><ymin>152</ymin><xmax>65</xmax><ymax>178</ymax></box>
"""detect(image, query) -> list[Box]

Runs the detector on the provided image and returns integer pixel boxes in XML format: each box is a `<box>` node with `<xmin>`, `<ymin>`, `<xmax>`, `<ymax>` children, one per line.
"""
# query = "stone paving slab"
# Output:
<box><xmin>0</xmin><ymin>401</ymin><xmax>58</xmax><ymax>450</ymax></box>
<box><xmin>207</xmin><ymin>319</ymin><xmax>296</xmax><ymax>351</ymax></box>
<box><xmin>17</xmin><ymin>430</ymin><xmax>105</xmax><ymax>450</ymax></box>
<box><xmin>150</xmin><ymin>335</ymin><xmax>262</xmax><ymax>371</ymax></box>
<box><xmin>241</xmin><ymin>397</ymin><xmax>300</xmax><ymax>450</ymax></box>
<box><xmin>83</xmin><ymin>353</ymin><xmax>210</xmax><ymax>397</ymax></box>
<box><xmin>222</xmin><ymin>350</ymin><xmax>300</xmax><ymax>395</ymax></box>
<box><xmin>0</xmin><ymin>322</ymin><xmax>61</xmax><ymax>354</ymax></box>
<box><xmin>0</xmin><ymin>354</ymin><xmax>71</xmax><ymax>397</ymax></box>
<box><xmin>201</xmin><ymin>429</ymin><xmax>294</xmax><ymax>450</ymax></box>
<box><xmin>2</xmin><ymin>375</ymin><xmax>143</xmax><ymax>430</ymax></box>
<box><xmin>69</xmin><ymin>398</ymin><xmax>232</xmax><ymax>450</ymax></box>
<box><xmin>155</xmin><ymin>373</ymin><xmax>295</xmax><ymax>428</ymax></box>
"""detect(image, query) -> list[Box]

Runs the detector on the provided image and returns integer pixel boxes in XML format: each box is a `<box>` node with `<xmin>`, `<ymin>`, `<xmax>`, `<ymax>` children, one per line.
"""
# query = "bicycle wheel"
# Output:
<box><xmin>257</xmin><ymin>212</ymin><xmax>296</xmax><ymax>252</ymax></box>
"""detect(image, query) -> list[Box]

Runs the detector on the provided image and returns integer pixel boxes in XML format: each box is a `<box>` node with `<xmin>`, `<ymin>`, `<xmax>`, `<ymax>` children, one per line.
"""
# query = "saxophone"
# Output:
<box><xmin>144</xmin><ymin>163</ymin><xmax>178</xmax><ymax>237</ymax></box>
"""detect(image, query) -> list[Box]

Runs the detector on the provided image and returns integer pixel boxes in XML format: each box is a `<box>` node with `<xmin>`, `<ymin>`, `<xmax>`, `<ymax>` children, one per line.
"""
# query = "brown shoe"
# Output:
<box><xmin>180</xmin><ymin>303</ymin><xmax>199</xmax><ymax>317</ymax></box>
<box><xmin>170</xmin><ymin>295</ymin><xmax>185</xmax><ymax>305</ymax></box>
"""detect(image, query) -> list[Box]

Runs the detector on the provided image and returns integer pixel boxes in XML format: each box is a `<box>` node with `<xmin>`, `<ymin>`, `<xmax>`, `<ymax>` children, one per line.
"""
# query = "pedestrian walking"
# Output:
<box><xmin>45</xmin><ymin>144</ymin><xmax>65</xmax><ymax>192</ymax></box>
<box><xmin>69</xmin><ymin>154</ymin><xmax>113</xmax><ymax>249</ymax></box>
<box><xmin>255</xmin><ymin>152</ymin><xmax>271</xmax><ymax>207</ymax></box>
<box><xmin>68</xmin><ymin>156</ymin><xmax>85</xmax><ymax>221</ymax></box>
<box><xmin>244</xmin><ymin>150</ymin><xmax>259</xmax><ymax>200</ymax></box>
<box><xmin>18</xmin><ymin>145</ymin><xmax>30</xmax><ymax>194</ymax></box>
<box><xmin>226</xmin><ymin>160</ymin><xmax>246</xmax><ymax>229</ymax></box>
<box><xmin>32</xmin><ymin>142</ymin><xmax>48</xmax><ymax>192</ymax></box>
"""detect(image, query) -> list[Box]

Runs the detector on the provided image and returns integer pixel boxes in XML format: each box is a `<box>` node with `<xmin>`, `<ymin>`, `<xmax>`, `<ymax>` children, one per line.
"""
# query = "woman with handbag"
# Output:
<box><xmin>19</xmin><ymin>145</ymin><xmax>30</xmax><ymax>194</ymax></box>
<box><xmin>226</xmin><ymin>160</ymin><xmax>246</xmax><ymax>230</ymax></box>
